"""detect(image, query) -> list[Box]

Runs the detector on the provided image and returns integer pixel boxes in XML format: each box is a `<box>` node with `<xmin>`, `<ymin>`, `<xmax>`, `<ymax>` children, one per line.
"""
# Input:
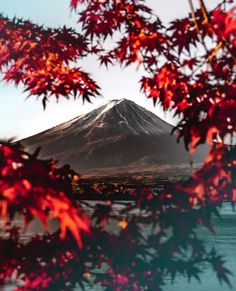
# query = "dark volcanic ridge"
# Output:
<box><xmin>21</xmin><ymin>99</ymin><xmax>207</xmax><ymax>172</ymax></box>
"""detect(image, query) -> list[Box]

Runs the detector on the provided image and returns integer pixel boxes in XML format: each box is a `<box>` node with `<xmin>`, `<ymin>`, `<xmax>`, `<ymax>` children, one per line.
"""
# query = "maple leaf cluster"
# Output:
<box><xmin>0</xmin><ymin>15</ymin><xmax>100</xmax><ymax>108</ymax></box>
<box><xmin>177</xmin><ymin>144</ymin><xmax>236</xmax><ymax>205</ymax></box>
<box><xmin>140</xmin><ymin>2</ymin><xmax>236</xmax><ymax>150</ymax></box>
<box><xmin>0</xmin><ymin>141</ymin><xmax>90</xmax><ymax>248</ymax></box>
<box><xmin>77</xmin><ymin>0</ymin><xmax>167</xmax><ymax>68</ymax></box>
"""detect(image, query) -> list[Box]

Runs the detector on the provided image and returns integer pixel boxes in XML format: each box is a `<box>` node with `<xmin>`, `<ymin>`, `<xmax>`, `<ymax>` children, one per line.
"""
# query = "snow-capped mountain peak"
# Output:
<box><xmin>71</xmin><ymin>98</ymin><xmax>173</xmax><ymax>137</ymax></box>
<box><xmin>21</xmin><ymin>99</ymin><xmax>206</xmax><ymax>171</ymax></box>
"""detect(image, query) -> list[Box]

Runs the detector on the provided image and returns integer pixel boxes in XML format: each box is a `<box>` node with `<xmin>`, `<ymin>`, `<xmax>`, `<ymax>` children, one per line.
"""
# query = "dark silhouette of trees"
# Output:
<box><xmin>0</xmin><ymin>0</ymin><xmax>235</xmax><ymax>290</ymax></box>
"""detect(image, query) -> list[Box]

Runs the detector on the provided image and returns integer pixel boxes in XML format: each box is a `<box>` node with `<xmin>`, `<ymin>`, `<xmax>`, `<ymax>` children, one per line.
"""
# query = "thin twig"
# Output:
<box><xmin>199</xmin><ymin>0</ymin><xmax>209</xmax><ymax>24</ymax></box>
<box><xmin>188</xmin><ymin>0</ymin><xmax>209</xmax><ymax>53</ymax></box>
<box><xmin>188</xmin><ymin>0</ymin><xmax>200</xmax><ymax>33</ymax></box>
<box><xmin>198</xmin><ymin>0</ymin><xmax>236</xmax><ymax>63</ymax></box>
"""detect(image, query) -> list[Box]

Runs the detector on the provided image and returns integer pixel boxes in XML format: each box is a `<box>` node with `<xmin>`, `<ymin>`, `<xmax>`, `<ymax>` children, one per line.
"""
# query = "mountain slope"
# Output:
<box><xmin>21</xmin><ymin>99</ymin><xmax>207</xmax><ymax>171</ymax></box>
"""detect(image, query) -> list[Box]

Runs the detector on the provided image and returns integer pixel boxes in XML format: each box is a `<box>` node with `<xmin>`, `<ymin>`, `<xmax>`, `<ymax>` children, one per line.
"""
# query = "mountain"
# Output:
<box><xmin>21</xmin><ymin>99</ymin><xmax>207</xmax><ymax>172</ymax></box>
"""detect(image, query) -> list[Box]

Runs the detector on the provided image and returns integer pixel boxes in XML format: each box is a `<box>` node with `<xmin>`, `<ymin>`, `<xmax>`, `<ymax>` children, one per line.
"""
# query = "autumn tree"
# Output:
<box><xmin>0</xmin><ymin>0</ymin><xmax>235</xmax><ymax>290</ymax></box>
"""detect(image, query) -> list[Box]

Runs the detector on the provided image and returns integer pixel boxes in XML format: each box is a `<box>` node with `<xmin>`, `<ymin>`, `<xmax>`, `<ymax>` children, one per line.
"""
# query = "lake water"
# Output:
<box><xmin>79</xmin><ymin>202</ymin><xmax>236</xmax><ymax>291</ymax></box>
<box><xmin>165</xmin><ymin>202</ymin><xmax>236</xmax><ymax>291</ymax></box>
<box><xmin>2</xmin><ymin>203</ymin><xmax>236</xmax><ymax>291</ymax></box>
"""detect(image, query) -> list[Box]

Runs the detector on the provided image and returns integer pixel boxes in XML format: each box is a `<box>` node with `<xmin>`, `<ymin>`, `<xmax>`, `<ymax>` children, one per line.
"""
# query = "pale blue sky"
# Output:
<box><xmin>0</xmin><ymin>0</ymin><xmax>221</xmax><ymax>139</ymax></box>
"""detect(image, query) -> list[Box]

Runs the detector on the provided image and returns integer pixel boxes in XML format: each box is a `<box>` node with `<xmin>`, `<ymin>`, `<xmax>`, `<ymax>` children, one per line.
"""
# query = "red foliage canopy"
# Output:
<box><xmin>0</xmin><ymin>0</ymin><xmax>235</xmax><ymax>290</ymax></box>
